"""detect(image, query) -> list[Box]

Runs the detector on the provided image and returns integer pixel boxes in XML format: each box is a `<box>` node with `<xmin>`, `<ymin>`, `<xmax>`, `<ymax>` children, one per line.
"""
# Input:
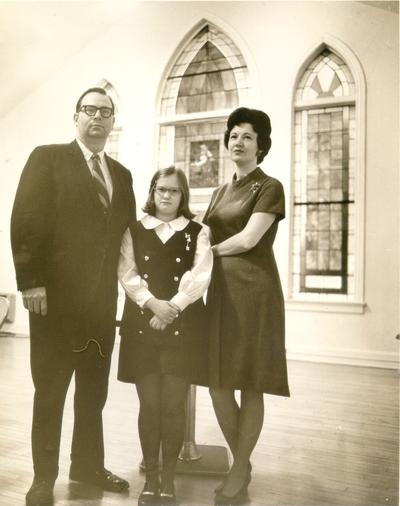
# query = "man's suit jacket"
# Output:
<box><xmin>11</xmin><ymin>140</ymin><xmax>136</xmax><ymax>324</ymax></box>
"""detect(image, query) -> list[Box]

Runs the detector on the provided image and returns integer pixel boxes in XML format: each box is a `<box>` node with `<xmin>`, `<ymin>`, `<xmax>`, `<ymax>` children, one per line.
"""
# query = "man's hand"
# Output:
<box><xmin>22</xmin><ymin>287</ymin><xmax>47</xmax><ymax>316</ymax></box>
<box><xmin>145</xmin><ymin>298</ymin><xmax>178</xmax><ymax>324</ymax></box>
<box><xmin>149</xmin><ymin>315</ymin><xmax>168</xmax><ymax>331</ymax></box>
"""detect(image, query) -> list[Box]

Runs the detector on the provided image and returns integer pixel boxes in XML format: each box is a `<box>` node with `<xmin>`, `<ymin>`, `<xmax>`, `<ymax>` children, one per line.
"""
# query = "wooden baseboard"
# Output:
<box><xmin>287</xmin><ymin>346</ymin><xmax>399</xmax><ymax>369</ymax></box>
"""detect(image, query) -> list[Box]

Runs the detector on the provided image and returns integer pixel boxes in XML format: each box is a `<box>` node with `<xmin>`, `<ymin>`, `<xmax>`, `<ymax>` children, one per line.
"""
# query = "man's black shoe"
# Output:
<box><xmin>69</xmin><ymin>467</ymin><xmax>129</xmax><ymax>493</ymax></box>
<box><xmin>26</xmin><ymin>479</ymin><xmax>54</xmax><ymax>506</ymax></box>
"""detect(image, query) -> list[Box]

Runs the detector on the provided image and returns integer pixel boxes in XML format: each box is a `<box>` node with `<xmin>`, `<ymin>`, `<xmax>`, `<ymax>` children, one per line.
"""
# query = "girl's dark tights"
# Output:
<box><xmin>135</xmin><ymin>373</ymin><xmax>189</xmax><ymax>486</ymax></box>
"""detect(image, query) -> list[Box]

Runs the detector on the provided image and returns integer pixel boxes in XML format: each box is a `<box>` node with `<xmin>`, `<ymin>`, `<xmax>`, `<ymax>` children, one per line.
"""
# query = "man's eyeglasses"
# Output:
<box><xmin>154</xmin><ymin>186</ymin><xmax>181</xmax><ymax>197</ymax></box>
<box><xmin>79</xmin><ymin>105</ymin><xmax>113</xmax><ymax>118</ymax></box>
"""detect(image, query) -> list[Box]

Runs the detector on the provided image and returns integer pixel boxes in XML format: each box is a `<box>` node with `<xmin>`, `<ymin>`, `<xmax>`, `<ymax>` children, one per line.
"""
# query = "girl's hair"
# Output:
<box><xmin>142</xmin><ymin>165</ymin><xmax>195</xmax><ymax>219</ymax></box>
<box><xmin>224</xmin><ymin>107</ymin><xmax>272</xmax><ymax>163</ymax></box>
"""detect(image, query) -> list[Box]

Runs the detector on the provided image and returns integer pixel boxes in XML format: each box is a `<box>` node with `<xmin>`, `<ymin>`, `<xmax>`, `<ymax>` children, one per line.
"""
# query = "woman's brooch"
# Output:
<box><xmin>250</xmin><ymin>182</ymin><xmax>261</xmax><ymax>194</ymax></box>
<box><xmin>184</xmin><ymin>233</ymin><xmax>191</xmax><ymax>251</ymax></box>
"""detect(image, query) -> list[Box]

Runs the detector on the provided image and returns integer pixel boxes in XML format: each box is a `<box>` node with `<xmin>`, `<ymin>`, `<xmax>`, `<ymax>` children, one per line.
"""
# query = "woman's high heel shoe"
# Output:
<box><xmin>214</xmin><ymin>464</ymin><xmax>251</xmax><ymax>505</ymax></box>
<box><xmin>214</xmin><ymin>478</ymin><xmax>225</xmax><ymax>494</ymax></box>
<box><xmin>214</xmin><ymin>462</ymin><xmax>252</xmax><ymax>493</ymax></box>
<box><xmin>214</xmin><ymin>485</ymin><xmax>248</xmax><ymax>506</ymax></box>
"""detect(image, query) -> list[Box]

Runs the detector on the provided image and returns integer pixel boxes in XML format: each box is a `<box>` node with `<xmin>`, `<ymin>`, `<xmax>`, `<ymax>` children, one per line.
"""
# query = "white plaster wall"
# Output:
<box><xmin>0</xmin><ymin>1</ymin><xmax>398</xmax><ymax>367</ymax></box>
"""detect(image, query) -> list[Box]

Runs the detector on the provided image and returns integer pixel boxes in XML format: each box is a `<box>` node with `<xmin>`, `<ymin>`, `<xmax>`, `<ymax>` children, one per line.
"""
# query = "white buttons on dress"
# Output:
<box><xmin>143</xmin><ymin>274</ymin><xmax>149</xmax><ymax>279</ymax></box>
<box><xmin>139</xmin><ymin>330</ymin><xmax>143</xmax><ymax>334</ymax></box>
<box><xmin>174</xmin><ymin>330</ymin><xmax>179</xmax><ymax>335</ymax></box>
<box><xmin>144</xmin><ymin>255</ymin><xmax>149</xmax><ymax>261</ymax></box>
<box><xmin>140</xmin><ymin>310</ymin><xmax>144</xmax><ymax>315</ymax></box>
<box><xmin>174</xmin><ymin>276</ymin><xmax>179</xmax><ymax>282</ymax></box>
<box><xmin>176</xmin><ymin>257</ymin><xmax>181</xmax><ymax>263</ymax></box>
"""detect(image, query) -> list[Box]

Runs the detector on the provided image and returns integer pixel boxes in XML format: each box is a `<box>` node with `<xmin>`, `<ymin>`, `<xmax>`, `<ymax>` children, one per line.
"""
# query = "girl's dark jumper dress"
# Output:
<box><xmin>118</xmin><ymin>220</ymin><xmax>208</xmax><ymax>386</ymax></box>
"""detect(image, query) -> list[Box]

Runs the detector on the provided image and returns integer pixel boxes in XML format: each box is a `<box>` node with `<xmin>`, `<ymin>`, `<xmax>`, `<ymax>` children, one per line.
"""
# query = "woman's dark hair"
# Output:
<box><xmin>142</xmin><ymin>165</ymin><xmax>194</xmax><ymax>219</ymax></box>
<box><xmin>224</xmin><ymin>107</ymin><xmax>272</xmax><ymax>163</ymax></box>
<box><xmin>75</xmin><ymin>87</ymin><xmax>115</xmax><ymax>114</ymax></box>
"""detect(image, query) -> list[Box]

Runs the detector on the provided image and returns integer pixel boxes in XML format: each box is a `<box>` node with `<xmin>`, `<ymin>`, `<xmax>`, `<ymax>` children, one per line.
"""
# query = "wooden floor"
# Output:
<box><xmin>0</xmin><ymin>337</ymin><xmax>398</xmax><ymax>506</ymax></box>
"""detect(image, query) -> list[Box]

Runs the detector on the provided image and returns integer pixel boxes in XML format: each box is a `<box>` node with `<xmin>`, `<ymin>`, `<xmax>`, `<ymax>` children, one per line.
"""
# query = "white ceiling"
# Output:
<box><xmin>0</xmin><ymin>1</ymin><xmax>135</xmax><ymax>118</ymax></box>
<box><xmin>0</xmin><ymin>1</ymin><xmax>398</xmax><ymax>120</ymax></box>
<box><xmin>359</xmin><ymin>0</ymin><xmax>399</xmax><ymax>13</ymax></box>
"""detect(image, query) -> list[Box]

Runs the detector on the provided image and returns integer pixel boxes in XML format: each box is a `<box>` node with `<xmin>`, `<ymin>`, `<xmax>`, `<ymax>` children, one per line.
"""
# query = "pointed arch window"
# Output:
<box><xmin>291</xmin><ymin>48</ymin><xmax>361</xmax><ymax>302</ymax></box>
<box><xmin>98</xmin><ymin>79</ymin><xmax>123</xmax><ymax>160</ymax></box>
<box><xmin>157</xmin><ymin>23</ymin><xmax>250</xmax><ymax>209</ymax></box>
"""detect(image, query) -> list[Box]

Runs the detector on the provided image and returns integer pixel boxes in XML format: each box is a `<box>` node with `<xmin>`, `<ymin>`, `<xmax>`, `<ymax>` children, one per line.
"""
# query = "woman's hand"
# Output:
<box><xmin>145</xmin><ymin>298</ymin><xmax>178</xmax><ymax>324</ymax></box>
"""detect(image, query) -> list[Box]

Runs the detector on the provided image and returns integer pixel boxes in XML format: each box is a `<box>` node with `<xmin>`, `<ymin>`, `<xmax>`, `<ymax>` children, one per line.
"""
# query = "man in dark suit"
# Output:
<box><xmin>11</xmin><ymin>87</ymin><xmax>136</xmax><ymax>506</ymax></box>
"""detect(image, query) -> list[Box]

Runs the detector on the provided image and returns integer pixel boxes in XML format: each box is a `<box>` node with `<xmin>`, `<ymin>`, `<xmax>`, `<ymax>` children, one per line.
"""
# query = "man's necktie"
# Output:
<box><xmin>91</xmin><ymin>154</ymin><xmax>110</xmax><ymax>211</ymax></box>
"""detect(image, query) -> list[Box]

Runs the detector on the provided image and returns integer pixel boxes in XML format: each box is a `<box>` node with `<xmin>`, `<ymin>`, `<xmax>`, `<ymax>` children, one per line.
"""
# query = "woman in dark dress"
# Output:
<box><xmin>117</xmin><ymin>166</ymin><xmax>213</xmax><ymax>506</ymax></box>
<box><xmin>203</xmin><ymin>107</ymin><xmax>290</xmax><ymax>505</ymax></box>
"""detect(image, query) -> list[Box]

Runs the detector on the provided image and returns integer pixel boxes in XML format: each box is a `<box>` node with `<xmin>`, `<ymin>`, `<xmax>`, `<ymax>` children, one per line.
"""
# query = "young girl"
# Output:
<box><xmin>117</xmin><ymin>166</ymin><xmax>213</xmax><ymax>506</ymax></box>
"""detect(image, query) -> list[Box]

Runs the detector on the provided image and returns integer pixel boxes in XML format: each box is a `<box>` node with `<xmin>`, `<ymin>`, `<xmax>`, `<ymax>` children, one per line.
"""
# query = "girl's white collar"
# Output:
<box><xmin>141</xmin><ymin>214</ymin><xmax>189</xmax><ymax>231</ymax></box>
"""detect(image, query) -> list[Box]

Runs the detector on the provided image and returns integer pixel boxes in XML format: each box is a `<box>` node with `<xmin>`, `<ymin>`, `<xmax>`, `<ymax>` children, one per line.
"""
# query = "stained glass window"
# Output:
<box><xmin>158</xmin><ymin>24</ymin><xmax>249</xmax><ymax>207</ymax></box>
<box><xmin>295</xmin><ymin>49</ymin><xmax>355</xmax><ymax>102</ymax></box>
<box><xmin>160</xmin><ymin>25</ymin><xmax>249</xmax><ymax>118</ymax></box>
<box><xmin>292</xmin><ymin>50</ymin><xmax>356</xmax><ymax>296</ymax></box>
<box><xmin>175</xmin><ymin>41</ymin><xmax>239</xmax><ymax>114</ymax></box>
<box><xmin>159</xmin><ymin>119</ymin><xmax>232</xmax><ymax>204</ymax></box>
<box><xmin>106</xmin><ymin>127</ymin><xmax>122</xmax><ymax>161</ymax></box>
<box><xmin>101</xmin><ymin>80</ymin><xmax>122</xmax><ymax>160</ymax></box>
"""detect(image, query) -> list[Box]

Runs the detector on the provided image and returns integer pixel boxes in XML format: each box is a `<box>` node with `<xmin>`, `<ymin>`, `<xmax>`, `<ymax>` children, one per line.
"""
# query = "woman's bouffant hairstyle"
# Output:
<box><xmin>142</xmin><ymin>165</ymin><xmax>194</xmax><ymax>219</ymax></box>
<box><xmin>224</xmin><ymin>107</ymin><xmax>272</xmax><ymax>164</ymax></box>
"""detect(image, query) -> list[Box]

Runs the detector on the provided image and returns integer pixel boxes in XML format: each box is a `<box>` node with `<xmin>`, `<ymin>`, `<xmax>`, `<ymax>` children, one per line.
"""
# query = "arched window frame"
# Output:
<box><xmin>97</xmin><ymin>78</ymin><xmax>123</xmax><ymax>161</ymax></box>
<box><xmin>155</xmin><ymin>20</ymin><xmax>253</xmax><ymax>211</ymax></box>
<box><xmin>287</xmin><ymin>36</ymin><xmax>366</xmax><ymax>314</ymax></box>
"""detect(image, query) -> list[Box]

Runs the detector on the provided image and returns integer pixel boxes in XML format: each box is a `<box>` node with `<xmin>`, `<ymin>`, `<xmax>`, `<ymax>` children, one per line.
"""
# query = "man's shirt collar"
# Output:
<box><xmin>76</xmin><ymin>137</ymin><xmax>105</xmax><ymax>163</ymax></box>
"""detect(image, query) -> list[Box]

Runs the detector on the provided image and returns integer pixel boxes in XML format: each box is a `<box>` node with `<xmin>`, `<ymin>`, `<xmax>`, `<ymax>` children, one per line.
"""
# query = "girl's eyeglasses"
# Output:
<box><xmin>154</xmin><ymin>186</ymin><xmax>181</xmax><ymax>196</ymax></box>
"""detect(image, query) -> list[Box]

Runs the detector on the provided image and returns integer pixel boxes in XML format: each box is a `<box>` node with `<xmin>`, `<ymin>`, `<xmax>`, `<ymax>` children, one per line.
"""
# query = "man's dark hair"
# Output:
<box><xmin>75</xmin><ymin>87</ymin><xmax>115</xmax><ymax>114</ymax></box>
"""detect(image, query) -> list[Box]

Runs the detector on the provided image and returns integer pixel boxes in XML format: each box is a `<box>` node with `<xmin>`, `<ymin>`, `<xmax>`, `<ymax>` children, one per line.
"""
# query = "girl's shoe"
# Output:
<box><xmin>138</xmin><ymin>479</ymin><xmax>160</xmax><ymax>506</ymax></box>
<box><xmin>159</xmin><ymin>483</ymin><xmax>176</xmax><ymax>506</ymax></box>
